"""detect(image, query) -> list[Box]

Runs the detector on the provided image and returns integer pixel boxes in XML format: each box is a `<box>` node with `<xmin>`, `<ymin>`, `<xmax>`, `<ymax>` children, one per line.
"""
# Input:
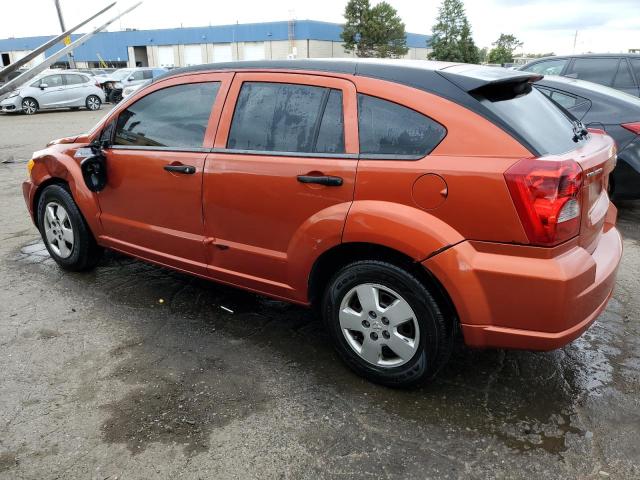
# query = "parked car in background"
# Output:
<box><xmin>22</xmin><ymin>60</ymin><xmax>622</xmax><ymax>387</ymax></box>
<box><xmin>519</xmin><ymin>54</ymin><xmax>640</xmax><ymax>96</ymax></box>
<box><xmin>97</xmin><ymin>67</ymin><xmax>166</xmax><ymax>103</ymax></box>
<box><xmin>1</xmin><ymin>71</ymin><xmax>104</xmax><ymax>114</ymax></box>
<box><xmin>121</xmin><ymin>81</ymin><xmax>148</xmax><ymax>99</ymax></box>
<box><xmin>534</xmin><ymin>75</ymin><xmax>640</xmax><ymax>199</ymax></box>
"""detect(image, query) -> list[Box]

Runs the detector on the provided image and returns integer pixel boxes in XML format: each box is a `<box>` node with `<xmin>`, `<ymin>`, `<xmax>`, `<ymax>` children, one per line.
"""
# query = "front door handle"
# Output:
<box><xmin>164</xmin><ymin>164</ymin><xmax>196</xmax><ymax>174</ymax></box>
<box><xmin>297</xmin><ymin>175</ymin><xmax>343</xmax><ymax>186</ymax></box>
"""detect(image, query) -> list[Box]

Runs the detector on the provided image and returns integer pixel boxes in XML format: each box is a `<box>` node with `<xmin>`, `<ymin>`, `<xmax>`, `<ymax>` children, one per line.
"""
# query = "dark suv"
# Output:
<box><xmin>519</xmin><ymin>54</ymin><xmax>640</xmax><ymax>97</ymax></box>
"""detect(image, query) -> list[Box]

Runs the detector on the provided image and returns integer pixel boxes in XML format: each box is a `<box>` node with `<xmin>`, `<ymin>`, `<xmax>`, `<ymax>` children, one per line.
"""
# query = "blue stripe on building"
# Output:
<box><xmin>0</xmin><ymin>20</ymin><xmax>431</xmax><ymax>62</ymax></box>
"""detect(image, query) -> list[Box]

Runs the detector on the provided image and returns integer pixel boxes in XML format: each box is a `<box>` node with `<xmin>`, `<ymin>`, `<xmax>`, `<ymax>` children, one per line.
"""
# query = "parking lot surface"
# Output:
<box><xmin>0</xmin><ymin>108</ymin><xmax>639</xmax><ymax>479</ymax></box>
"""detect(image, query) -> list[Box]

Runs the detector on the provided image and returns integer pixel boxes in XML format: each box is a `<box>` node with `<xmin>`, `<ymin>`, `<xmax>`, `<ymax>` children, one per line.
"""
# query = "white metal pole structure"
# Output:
<box><xmin>0</xmin><ymin>2</ymin><xmax>117</xmax><ymax>80</ymax></box>
<box><xmin>0</xmin><ymin>1</ymin><xmax>143</xmax><ymax>97</ymax></box>
<box><xmin>53</xmin><ymin>0</ymin><xmax>76</xmax><ymax>68</ymax></box>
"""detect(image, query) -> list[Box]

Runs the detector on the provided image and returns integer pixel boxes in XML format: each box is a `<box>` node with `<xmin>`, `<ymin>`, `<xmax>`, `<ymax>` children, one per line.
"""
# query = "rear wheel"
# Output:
<box><xmin>322</xmin><ymin>260</ymin><xmax>453</xmax><ymax>387</ymax></box>
<box><xmin>37</xmin><ymin>185</ymin><xmax>102</xmax><ymax>271</ymax></box>
<box><xmin>22</xmin><ymin>98</ymin><xmax>38</xmax><ymax>115</ymax></box>
<box><xmin>85</xmin><ymin>95</ymin><xmax>101</xmax><ymax>111</ymax></box>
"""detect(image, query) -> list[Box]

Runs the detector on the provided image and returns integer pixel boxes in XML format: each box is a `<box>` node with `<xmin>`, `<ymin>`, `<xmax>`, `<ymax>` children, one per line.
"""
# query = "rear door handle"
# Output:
<box><xmin>297</xmin><ymin>175</ymin><xmax>343</xmax><ymax>186</ymax></box>
<box><xmin>164</xmin><ymin>164</ymin><xmax>196</xmax><ymax>174</ymax></box>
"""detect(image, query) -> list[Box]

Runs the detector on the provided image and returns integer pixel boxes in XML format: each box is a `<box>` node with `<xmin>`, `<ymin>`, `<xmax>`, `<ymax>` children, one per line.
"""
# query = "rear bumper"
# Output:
<box><xmin>424</xmin><ymin>205</ymin><xmax>622</xmax><ymax>351</ymax></box>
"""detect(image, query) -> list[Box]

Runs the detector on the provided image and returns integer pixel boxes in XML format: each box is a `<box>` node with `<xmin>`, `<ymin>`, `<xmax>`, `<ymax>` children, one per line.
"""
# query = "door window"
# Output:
<box><xmin>227</xmin><ymin>82</ymin><xmax>345</xmax><ymax>154</ymax></box>
<box><xmin>32</xmin><ymin>74</ymin><xmax>64</xmax><ymax>87</ymax></box>
<box><xmin>613</xmin><ymin>60</ymin><xmax>635</xmax><ymax>88</ymax></box>
<box><xmin>565</xmin><ymin>58</ymin><xmax>619</xmax><ymax>85</ymax></box>
<box><xmin>357</xmin><ymin>94</ymin><xmax>446</xmax><ymax>157</ymax></box>
<box><xmin>113</xmin><ymin>82</ymin><xmax>219</xmax><ymax>148</ymax></box>
<box><xmin>65</xmin><ymin>74</ymin><xmax>88</xmax><ymax>85</ymax></box>
<box><xmin>523</xmin><ymin>59</ymin><xmax>568</xmax><ymax>75</ymax></box>
<box><xmin>631</xmin><ymin>59</ymin><xmax>640</xmax><ymax>84</ymax></box>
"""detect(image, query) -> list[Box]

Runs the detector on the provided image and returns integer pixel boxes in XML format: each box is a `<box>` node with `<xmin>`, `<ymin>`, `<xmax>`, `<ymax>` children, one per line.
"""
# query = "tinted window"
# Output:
<box><xmin>477</xmin><ymin>83</ymin><xmax>585</xmax><ymax>155</ymax></box>
<box><xmin>227</xmin><ymin>82</ymin><xmax>345</xmax><ymax>153</ymax></box>
<box><xmin>315</xmin><ymin>90</ymin><xmax>345</xmax><ymax>153</ymax></box>
<box><xmin>358</xmin><ymin>94</ymin><xmax>446</xmax><ymax>157</ymax></box>
<box><xmin>565</xmin><ymin>58</ymin><xmax>619</xmax><ymax>85</ymax></box>
<box><xmin>65</xmin><ymin>74</ymin><xmax>88</xmax><ymax>85</ymax></box>
<box><xmin>631</xmin><ymin>59</ymin><xmax>640</xmax><ymax>83</ymax></box>
<box><xmin>524</xmin><ymin>59</ymin><xmax>568</xmax><ymax>75</ymax></box>
<box><xmin>114</xmin><ymin>82</ymin><xmax>219</xmax><ymax>148</ymax></box>
<box><xmin>142</xmin><ymin>70</ymin><xmax>153</xmax><ymax>80</ymax></box>
<box><xmin>613</xmin><ymin>60</ymin><xmax>635</xmax><ymax>88</ymax></box>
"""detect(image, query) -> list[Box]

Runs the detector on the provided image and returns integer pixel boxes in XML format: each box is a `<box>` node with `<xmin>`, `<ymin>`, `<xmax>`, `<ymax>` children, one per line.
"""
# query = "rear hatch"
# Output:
<box><xmin>439</xmin><ymin>65</ymin><xmax>616</xmax><ymax>251</ymax></box>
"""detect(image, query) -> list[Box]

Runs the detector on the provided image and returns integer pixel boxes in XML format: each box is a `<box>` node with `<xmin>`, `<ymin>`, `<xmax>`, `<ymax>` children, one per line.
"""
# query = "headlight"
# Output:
<box><xmin>114</xmin><ymin>82</ymin><xmax>123</xmax><ymax>89</ymax></box>
<box><xmin>7</xmin><ymin>90</ymin><xmax>19</xmax><ymax>98</ymax></box>
<box><xmin>26</xmin><ymin>159</ymin><xmax>34</xmax><ymax>179</ymax></box>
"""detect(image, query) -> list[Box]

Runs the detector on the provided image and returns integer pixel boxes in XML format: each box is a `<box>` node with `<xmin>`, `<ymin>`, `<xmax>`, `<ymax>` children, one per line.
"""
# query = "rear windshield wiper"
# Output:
<box><xmin>571</xmin><ymin>119</ymin><xmax>588</xmax><ymax>142</ymax></box>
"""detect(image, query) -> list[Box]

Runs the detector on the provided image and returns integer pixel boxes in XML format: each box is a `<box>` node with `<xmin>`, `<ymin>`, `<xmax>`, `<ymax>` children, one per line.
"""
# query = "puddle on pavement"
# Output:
<box><xmin>13</xmin><ymin>237</ymin><xmax>629</xmax><ymax>457</ymax></box>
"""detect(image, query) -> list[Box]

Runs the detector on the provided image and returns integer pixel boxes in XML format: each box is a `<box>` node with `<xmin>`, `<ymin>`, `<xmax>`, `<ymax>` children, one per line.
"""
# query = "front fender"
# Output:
<box><xmin>30</xmin><ymin>145</ymin><xmax>102</xmax><ymax>237</ymax></box>
<box><xmin>342</xmin><ymin>200</ymin><xmax>465</xmax><ymax>261</ymax></box>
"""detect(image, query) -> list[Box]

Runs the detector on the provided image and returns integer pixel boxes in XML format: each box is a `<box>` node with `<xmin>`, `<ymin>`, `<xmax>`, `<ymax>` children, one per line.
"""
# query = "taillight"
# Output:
<box><xmin>505</xmin><ymin>158</ymin><xmax>583</xmax><ymax>247</ymax></box>
<box><xmin>621</xmin><ymin>122</ymin><xmax>640</xmax><ymax>135</ymax></box>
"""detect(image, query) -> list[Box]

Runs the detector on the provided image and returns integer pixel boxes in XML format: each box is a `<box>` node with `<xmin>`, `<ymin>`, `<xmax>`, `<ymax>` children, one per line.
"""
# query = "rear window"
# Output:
<box><xmin>476</xmin><ymin>82</ymin><xmax>586</xmax><ymax>155</ymax></box>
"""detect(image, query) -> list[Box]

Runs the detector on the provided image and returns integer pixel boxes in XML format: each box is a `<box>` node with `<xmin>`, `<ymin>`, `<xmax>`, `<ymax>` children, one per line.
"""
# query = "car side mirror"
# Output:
<box><xmin>127</xmin><ymin>75</ymin><xmax>135</xmax><ymax>81</ymax></box>
<box><xmin>39</xmin><ymin>83</ymin><xmax>48</xmax><ymax>90</ymax></box>
<box><xmin>81</xmin><ymin>152</ymin><xmax>107</xmax><ymax>192</ymax></box>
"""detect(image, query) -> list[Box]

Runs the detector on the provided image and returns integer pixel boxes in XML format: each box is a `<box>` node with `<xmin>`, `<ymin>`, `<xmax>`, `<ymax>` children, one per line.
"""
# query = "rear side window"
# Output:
<box><xmin>565</xmin><ymin>58</ymin><xmax>618</xmax><ymax>86</ymax></box>
<box><xmin>357</xmin><ymin>94</ymin><xmax>446</xmax><ymax>158</ymax></box>
<box><xmin>227</xmin><ymin>82</ymin><xmax>345</xmax><ymax>154</ymax></box>
<box><xmin>65</xmin><ymin>74</ymin><xmax>88</xmax><ymax>85</ymax></box>
<box><xmin>114</xmin><ymin>82</ymin><xmax>219</xmax><ymax>148</ymax></box>
<box><xmin>524</xmin><ymin>59</ymin><xmax>568</xmax><ymax>75</ymax></box>
<box><xmin>476</xmin><ymin>83</ymin><xmax>585</xmax><ymax>155</ymax></box>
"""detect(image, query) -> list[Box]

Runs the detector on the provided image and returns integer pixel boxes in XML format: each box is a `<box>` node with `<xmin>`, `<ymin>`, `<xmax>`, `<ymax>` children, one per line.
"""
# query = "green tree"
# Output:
<box><xmin>341</xmin><ymin>0</ymin><xmax>409</xmax><ymax>58</ymax></box>
<box><xmin>487</xmin><ymin>34</ymin><xmax>523</xmax><ymax>64</ymax></box>
<box><xmin>428</xmin><ymin>0</ymin><xmax>479</xmax><ymax>63</ymax></box>
<box><xmin>478</xmin><ymin>46</ymin><xmax>488</xmax><ymax>63</ymax></box>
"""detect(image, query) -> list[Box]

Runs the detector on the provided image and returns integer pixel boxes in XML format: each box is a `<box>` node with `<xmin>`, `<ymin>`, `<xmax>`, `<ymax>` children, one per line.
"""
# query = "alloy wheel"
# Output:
<box><xmin>43</xmin><ymin>202</ymin><xmax>74</xmax><ymax>258</ymax></box>
<box><xmin>339</xmin><ymin>283</ymin><xmax>420</xmax><ymax>367</ymax></box>
<box><xmin>22</xmin><ymin>99</ymin><xmax>37</xmax><ymax>115</ymax></box>
<box><xmin>87</xmin><ymin>96</ymin><xmax>100</xmax><ymax>110</ymax></box>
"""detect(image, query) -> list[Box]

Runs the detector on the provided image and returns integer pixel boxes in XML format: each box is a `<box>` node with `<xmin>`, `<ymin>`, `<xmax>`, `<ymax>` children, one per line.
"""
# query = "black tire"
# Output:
<box><xmin>108</xmin><ymin>89</ymin><xmax>122</xmax><ymax>104</ymax></box>
<box><xmin>21</xmin><ymin>97</ymin><xmax>38</xmax><ymax>115</ymax></box>
<box><xmin>322</xmin><ymin>260</ymin><xmax>453</xmax><ymax>388</ymax></box>
<box><xmin>85</xmin><ymin>95</ymin><xmax>101</xmax><ymax>111</ymax></box>
<box><xmin>36</xmin><ymin>184</ymin><xmax>103</xmax><ymax>271</ymax></box>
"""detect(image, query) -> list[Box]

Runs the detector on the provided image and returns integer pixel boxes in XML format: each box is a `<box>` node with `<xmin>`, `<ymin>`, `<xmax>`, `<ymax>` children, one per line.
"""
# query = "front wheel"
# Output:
<box><xmin>322</xmin><ymin>260</ymin><xmax>453</xmax><ymax>388</ymax></box>
<box><xmin>22</xmin><ymin>98</ymin><xmax>38</xmax><ymax>115</ymax></box>
<box><xmin>37</xmin><ymin>185</ymin><xmax>103</xmax><ymax>271</ymax></box>
<box><xmin>86</xmin><ymin>95</ymin><xmax>101</xmax><ymax>111</ymax></box>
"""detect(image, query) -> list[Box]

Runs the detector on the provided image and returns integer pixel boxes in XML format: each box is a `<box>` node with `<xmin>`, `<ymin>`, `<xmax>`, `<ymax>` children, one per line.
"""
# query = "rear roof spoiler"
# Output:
<box><xmin>437</xmin><ymin>64</ymin><xmax>543</xmax><ymax>93</ymax></box>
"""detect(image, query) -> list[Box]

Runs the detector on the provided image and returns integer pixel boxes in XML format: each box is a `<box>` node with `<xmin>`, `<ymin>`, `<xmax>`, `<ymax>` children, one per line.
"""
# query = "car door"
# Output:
<box><xmin>95</xmin><ymin>73</ymin><xmax>233</xmax><ymax>275</ymax></box>
<box><xmin>33</xmin><ymin>74</ymin><xmax>66</xmax><ymax>108</ymax></box>
<box><xmin>202</xmin><ymin>73</ymin><xmax>359</xmax><ymax>300</ymax></box>
<box><xmin>61</xmin><ymin>74</ymin><xmax>89</xmax><ymax>106</ymax></box>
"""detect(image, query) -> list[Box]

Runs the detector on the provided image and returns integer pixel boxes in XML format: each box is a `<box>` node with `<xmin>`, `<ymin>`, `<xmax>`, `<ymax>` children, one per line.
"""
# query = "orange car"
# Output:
<box><xmin>23</xmin><ymin>60</ymin><xmax>622</xmax><ymax>387</ymax></box>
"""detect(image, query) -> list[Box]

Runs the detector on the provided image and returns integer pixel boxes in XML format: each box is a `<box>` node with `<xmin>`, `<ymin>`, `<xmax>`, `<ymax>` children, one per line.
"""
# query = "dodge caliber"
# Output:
<box><xmin>22</xmin><ymin>60</ymin><xmax>622</xmax><ymax>387</ymax></box>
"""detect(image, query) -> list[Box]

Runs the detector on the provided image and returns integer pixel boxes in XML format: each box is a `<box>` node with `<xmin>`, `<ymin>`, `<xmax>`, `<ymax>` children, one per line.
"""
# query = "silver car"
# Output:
<box><xmin>0</xmin><ymin>72</ymin><xmax>105</xmax><ymax>115</ymax></box>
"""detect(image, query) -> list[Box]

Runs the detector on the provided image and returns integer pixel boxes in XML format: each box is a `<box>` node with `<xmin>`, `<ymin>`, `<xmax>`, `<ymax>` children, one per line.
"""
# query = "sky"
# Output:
<box><xmin>1</xmin><ymin>0</ymin><xmax>639</xmax><ymax>55</ymax></box>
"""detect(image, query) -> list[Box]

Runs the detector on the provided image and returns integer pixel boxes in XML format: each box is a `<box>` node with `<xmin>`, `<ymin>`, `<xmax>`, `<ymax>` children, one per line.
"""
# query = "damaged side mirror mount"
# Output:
<box><xmin>81</xmin><ymin>148</ymin><xmax>107</xmax><ymax>192</ymax></box>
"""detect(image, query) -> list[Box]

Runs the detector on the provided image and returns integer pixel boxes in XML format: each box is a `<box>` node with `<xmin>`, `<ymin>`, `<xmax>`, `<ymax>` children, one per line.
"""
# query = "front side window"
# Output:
<box><xmin>357</xmin><ymin>94</ymin><xmax>446</xmax><ymax>157</ymax></box>
<box><xmin>631</xmin><ymin>59</ymin><xmax>640</xmax><ymax>84</ymax></box>
<box><xmin>227</xmin><ymin>82</ymin><xmax>345</xmax><ymax>154</ymax></box>
<box><xmin>32</xmin><ymin>75</ymin><xmax>64</xmax><ymax>88</ymax></box>
<box><xmin>114</xmin><ymin>82</ymin><xmax>219</xmax><ymax>148</ymax></box>
<box><xmin>523</xmin><ymin>59</ymin><xmax>568</xmax><ymax>76</ymax></box>
<box><xmin>565</xmin><ymin>58</ymin><xmax>619</xmax><ymax>86</ymax></box>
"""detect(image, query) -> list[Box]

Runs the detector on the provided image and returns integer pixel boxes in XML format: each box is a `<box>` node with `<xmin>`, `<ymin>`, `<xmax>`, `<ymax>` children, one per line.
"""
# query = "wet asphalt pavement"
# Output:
<box><xmin>0</xmin><ymin>108</ymin><xmax>639</xmax><ymax>479</ymax></box>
